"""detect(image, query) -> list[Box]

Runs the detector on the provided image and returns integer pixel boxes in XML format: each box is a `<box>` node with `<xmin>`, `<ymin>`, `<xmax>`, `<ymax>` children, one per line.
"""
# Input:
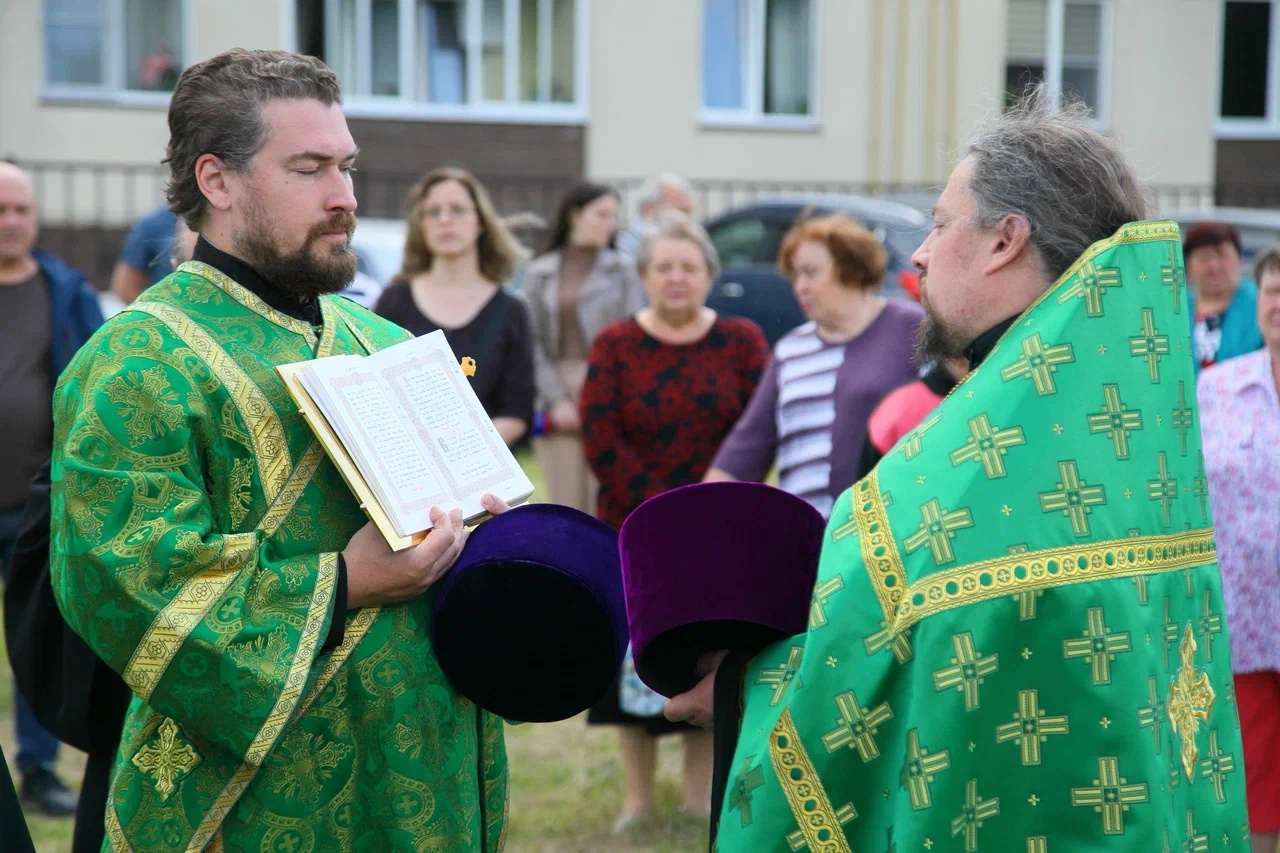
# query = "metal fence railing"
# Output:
<box><xmin>9</xmin><ymin>158</ymin><xmax>1226</xmax><ymax>288</ymax></box>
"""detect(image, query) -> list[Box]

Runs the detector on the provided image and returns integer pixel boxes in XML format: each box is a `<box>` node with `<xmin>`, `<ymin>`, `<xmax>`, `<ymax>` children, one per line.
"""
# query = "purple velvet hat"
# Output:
<box><xmin>432</xmin><ymin>503</ymin><xmax>628</xmax><ymax>723</ymax></box>
<box><xmin>619</xmin><ymin>482</ymin><xmax>826</xmax><ymax>697</ymax></box>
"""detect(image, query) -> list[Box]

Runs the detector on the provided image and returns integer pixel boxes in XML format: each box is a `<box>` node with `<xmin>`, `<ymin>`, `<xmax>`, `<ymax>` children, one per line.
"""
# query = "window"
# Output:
<box><xmin>300</xmin><ymin>0</ymin><xmax>583</xmax><ymax>119</ymax></box>
<box><xmin>708</xmin><ymin>216</ymin><xmax>771</xmax><ymax>266</ymax></box>
<box><xmin>1004</xmin><ymin>0</ymin><xmax>1111</xmax><ymax>122</ymax></box>
<box><xmin>45</xmin><ymin>0</ymin><xmax>187</xmax><ymax>97</ymax></box>
<box><xmin>1218</xmin><ymin>0</ymin><xmax>1280</xmax><ymax>136</ymax></box>
<box><xmin>701</xmin><ymin>0</ymin><xmax>817</xmax><ymax>126</ymax></box>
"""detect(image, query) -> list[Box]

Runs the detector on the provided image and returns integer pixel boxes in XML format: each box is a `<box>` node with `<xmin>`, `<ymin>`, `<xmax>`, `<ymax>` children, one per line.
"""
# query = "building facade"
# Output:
<box><xmin>0</xmin><ymin>0</ymin><xmax>1269</xmax><ymax>283</ymax></box>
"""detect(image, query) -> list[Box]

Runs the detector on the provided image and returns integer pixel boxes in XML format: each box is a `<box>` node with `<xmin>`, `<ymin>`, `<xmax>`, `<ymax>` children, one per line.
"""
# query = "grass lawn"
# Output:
<box><xmin>1</xmin><ymin>446</ymin><xmax>706</xmax><ymax>851</ymax></box>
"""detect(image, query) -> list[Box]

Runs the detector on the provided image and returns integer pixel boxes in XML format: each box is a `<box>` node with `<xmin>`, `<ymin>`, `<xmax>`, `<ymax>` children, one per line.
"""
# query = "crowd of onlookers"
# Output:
<box><xmin>2</xmin><ymin>159</ymin><xmax>1277</xmax><ymax>847</ymax></box>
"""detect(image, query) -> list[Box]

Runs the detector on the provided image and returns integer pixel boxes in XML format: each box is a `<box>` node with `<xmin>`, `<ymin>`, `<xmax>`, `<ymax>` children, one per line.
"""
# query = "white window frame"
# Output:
<box><xmin>42</xmin><ymin>0</ymin><xmax>195</xmax><ymax>107</ymax></box>
<box><xmin>331</xmin><ymin>0</ymin><xmax>589</xmax><ymax>125</ymax></box>
<box><xmin>1010</xmin><ymin>0</ymin><xmax>1113</xmax><ymax>127</ymax></box>
<box><xmin>1216</xmin><ymin>0</ymin><xmax>1280</xmax><ymax>139</ymax></box>
<box><xmin>699</xmin><ymin>0</ymin><xmax>822</xmax><ymax>131</ymax></box>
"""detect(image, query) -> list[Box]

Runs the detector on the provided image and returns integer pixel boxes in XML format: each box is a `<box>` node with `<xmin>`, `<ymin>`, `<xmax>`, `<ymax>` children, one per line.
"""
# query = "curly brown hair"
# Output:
<box><xmin>399</xmin><ymin>167</ymin><xmax>522</xmax><ymax>283</ymax></box>
<box><xmin>164</xmin><ymin>49</ymin><xmax>342</xmax><ymax>230</ymax></box>
<box><xmin>777</xmin><ymin>214</ymin><xmax>888</xmax><ymax>290</ymax></box>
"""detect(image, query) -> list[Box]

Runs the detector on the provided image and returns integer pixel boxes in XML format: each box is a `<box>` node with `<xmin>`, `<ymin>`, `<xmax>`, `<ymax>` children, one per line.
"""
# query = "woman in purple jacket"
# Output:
<box><xmin>705</xmin><ymin>214</ymin><xmax>922</xmax><ymax>517</ymax></box>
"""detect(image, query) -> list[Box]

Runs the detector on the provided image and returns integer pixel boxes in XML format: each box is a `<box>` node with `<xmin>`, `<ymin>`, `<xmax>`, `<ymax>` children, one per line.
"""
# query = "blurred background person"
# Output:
<box><xmin>855</xmin><ymin>356</ymin><xmax>968</xmax><ymax>480</ymax></box>
<box><xmin>0</xmin><ymin>161</ymin><xmax>96</xmax><ymax>818</ymax></box>
<box><xmin>1198</xmin><ymin>245</ymin><xmax>1280</xmax><ymax>853</ymax></box>
<box><xmin>580</xmin><ymin>215</ymin><xmax>767</xmax><ymax>833</ymax></box>
<box><xmin>525</xmin><ymin>181</ymin><xmax>642</xmax><ymax>511</ymax></box>
<box><xmin>375</xmin><ymin>167</ymin><xmax>534</xmax><ymax>446</ymax></box>
<box><xmin>705</xmin><ymin>214</ymin><xmax>922</xmax><ymax>518</ymax></box>
<box><xmin>616</xmin><ymin>172</ymin><xmax>695</xmax><ymax>263</ymax></box>
<box><xmin>109</xmin><ymin>204</ymin><xmax>177</xmax><ymax>305</ymax></box>
<box><xmin>1184</xmin><ymin>221</ymin><xmax>1263</xmax><ymax>371</ymax></box>
<box><xmin>171</xmin><ymin>216</ymin><xmax>198</xmax><ymax>268</ymax></box>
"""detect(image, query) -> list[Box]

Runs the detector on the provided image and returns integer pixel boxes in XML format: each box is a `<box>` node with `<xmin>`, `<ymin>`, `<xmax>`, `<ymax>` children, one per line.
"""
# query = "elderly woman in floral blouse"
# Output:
<box><xmin>1198</xmin><ymin>245</ymin><xmax>1280</xmax><ymax>853</ymax></box>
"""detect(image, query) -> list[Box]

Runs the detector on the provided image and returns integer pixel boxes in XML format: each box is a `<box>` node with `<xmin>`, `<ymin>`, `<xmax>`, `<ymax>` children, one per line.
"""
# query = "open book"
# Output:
<box><xmin>277</xmin><ymin>330</ymin><xmax>535</xmax><ymax>550</ymax></box>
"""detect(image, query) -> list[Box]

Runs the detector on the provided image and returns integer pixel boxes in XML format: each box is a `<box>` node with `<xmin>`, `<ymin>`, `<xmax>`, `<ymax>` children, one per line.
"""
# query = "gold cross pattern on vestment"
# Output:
<box><xmin>131</xmin><ymin>717</ymin><xmax>201</xmax><ymax>801</ymax></box>
<box><xmin>950</xmin><ymin>779</ymin><xmax>999</xmax><ymax>853</ymax></box>
<box><xmin>757</xmin><ymin>646</ymin><xmax>805</xmax><ymax>706</ymax></box>
<box><xmin>1138</xmin><ymin>676</ymin><xmax>1167</xmax><ymax>753</ymax></box>
<box><xmin>1039</xmin><ymin>461</ymin><xmax>1106</xmax><ymax>537</ymax></box>
<box><xmin>810</xmin><ymin>576</ymin><xmax>845</xmax><ymax>630</ymax></box>
<box><xmin>1147</xmin><ymin>451</ymin><xmax>1179</xmax><ymax>528</ymax></box>
<box><xmin>1162</xmin><ymin>243</ymin><xmax>1187</xmax><ymax>314</ymax></box>
<box><xmin>1129</xmin><ymin>308</ymin><xmax>1171</xmax><ymax>382</ymax></box>
<box><xmin>1172</xmin><ymin>381</ymin><xmax>1194</xmax><ymax>456</ymax></box>
<box><xmin>995</xmin><ymin>689</ymin><xmax>1070</xmax><ymax>766</ymax></box>
<box><xmin>728</xmin><ymin>759</ymin><xmax>765</xmax><ymax>828</ymax></box>
<box><xmin>949</xmin><ymin>414</ymin><xmax>1026</xmax><ymax>478</ymax></box>
<box><xmin>900</xmin><ymin>729</ymin><xmax>950</xmax><ymax>810</ymax></box>
<box><xmin>1000</xmin><ymin>333</ymin><xmax>1075</xmax><ymax>395</ymax></box>
<box><xmin>821</xmin><ymin>690</ymin><xmax>894</xmax><ymax>761</ymax></box>
<box><xmin>1071</xmin><ymin>756</ymin><xmax>1149</xmax><ymax>835</ymax></box>
<box><xmin>1058</xmin><ymin>259</ymin><xmax>1121</xmax><ymax>317</ymax></box>
<box><xmin>904</xmin><ymin>499</ymin><xmax>973</xmax><ymax>565</ymax></box>
<box><xmin>1063</xmin><ymin>606</ymin><xmax>1132</xmax><ymax>685</ymax></box>
<box><xmin>1087</xmin><ymin>384</ymin><xmax>1143</xmax><ymax>460</ymax></box>
<box><xmin>1199</xmin><ymin>730</ymin><xmax>1237</xmax><ymax>804</ymax></box>
<box><xmin>864</xmin><ymin>619</ymin><xmax>914</xmax><ymax>664</ymax></box>
<box><xmin>1169</xmin><ymin>624</ymin><xmax>1216</xmax><ymax>781</ymax></box>
<box><xmin>933</xmin><ymin>633</ymin><xmax>998</xmax><ymax>710</ymax></box>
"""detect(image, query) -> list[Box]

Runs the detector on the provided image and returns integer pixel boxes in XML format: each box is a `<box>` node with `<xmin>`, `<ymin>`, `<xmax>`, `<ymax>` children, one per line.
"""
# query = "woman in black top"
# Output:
<box><xmin>375</xmin><ymin>167</ymin><xmax>535</xmax><ymax>445</ymax></box>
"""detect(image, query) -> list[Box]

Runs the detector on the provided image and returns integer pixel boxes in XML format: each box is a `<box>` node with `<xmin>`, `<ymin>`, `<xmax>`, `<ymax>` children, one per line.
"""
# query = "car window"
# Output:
<box><xmin>708</xmin><ymin>217</ymin><xmax>771</xmax><ymax>266</ymax></box>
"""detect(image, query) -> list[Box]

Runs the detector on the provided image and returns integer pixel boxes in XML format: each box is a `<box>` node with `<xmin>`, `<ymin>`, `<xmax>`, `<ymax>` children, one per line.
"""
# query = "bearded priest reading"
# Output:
<box><xmin>665</xmin><ymin>92</ymin><xmax>1252</xmax><ymax>852</ymax></box>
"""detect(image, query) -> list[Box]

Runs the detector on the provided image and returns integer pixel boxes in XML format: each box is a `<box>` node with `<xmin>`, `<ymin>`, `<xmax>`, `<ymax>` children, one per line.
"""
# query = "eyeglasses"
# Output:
<box><xmin>423</xmin><ymin>205</ymin><xmax>477</xmax><ymax>221</ymax></box>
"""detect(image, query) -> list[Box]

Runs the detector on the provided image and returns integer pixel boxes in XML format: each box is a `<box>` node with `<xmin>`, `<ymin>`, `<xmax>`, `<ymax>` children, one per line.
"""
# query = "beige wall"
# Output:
<box><xmin>587</xmin><ymin>0</ymin><xmax>1007</xmax><ymax>189</ymax></box>
<box><xmin>0</xmin><ymin>0</ymin><xmax>285</xmax><ymax>221</ymax></box>
<box><xmin>1109</xmin><ymin>0</ymin><xmax>1220</xmax><ymax>200</ymax></box>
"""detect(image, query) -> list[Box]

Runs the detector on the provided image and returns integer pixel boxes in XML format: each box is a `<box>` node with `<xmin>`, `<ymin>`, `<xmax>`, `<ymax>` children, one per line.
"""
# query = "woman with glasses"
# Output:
<box><xmin>375</xmin><ymin>167</ymin><xmax>535</xmax><ymax>446</ymax></box>
<box><xmin>524</xmin><ymin>181</ymin><xmax>643</xmax><ymax>512</ymax></box>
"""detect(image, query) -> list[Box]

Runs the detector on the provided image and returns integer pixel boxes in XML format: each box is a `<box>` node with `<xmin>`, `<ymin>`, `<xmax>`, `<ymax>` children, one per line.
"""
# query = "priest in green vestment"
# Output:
<box><xmin>51</xmin><ymin>49</ymin><xmax>508</xmax><ymax>851</ymax></box>
<box><xmin>667</xmin><ymin>93</ymin><xmax>1253</xmax><ymax>851</ymax></box>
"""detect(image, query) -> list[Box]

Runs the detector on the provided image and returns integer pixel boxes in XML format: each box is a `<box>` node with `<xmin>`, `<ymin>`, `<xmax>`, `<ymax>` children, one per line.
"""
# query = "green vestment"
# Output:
<box><xmin>715</xmin><ymin>222</ymin><xmax>1251</xmax><ymax>852</ymax></box>
<box><xmin>51</xmin><ymin>262</ymin><xmax>508</xmax><ymax>852</ymax></box>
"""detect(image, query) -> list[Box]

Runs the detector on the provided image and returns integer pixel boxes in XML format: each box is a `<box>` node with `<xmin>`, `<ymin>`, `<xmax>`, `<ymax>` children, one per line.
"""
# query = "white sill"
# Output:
<box><xmin>1216</xmin><ymin>120</ymin><xmax>1280</xmax><ymax>140</ymax></box>
<box><xmin>341</xmin><ymin>98</ymin><xmax>587</xmax><ymax>125</ymax></box>
<box><xmin>41</xmin><ymin>87</ymin><xmax>172</xmax><ymax>109</ymax></box>
<box><xmin>698</xmin><ymin>111</ymin><xmax>820</xmax><ymax>132</ymax></box>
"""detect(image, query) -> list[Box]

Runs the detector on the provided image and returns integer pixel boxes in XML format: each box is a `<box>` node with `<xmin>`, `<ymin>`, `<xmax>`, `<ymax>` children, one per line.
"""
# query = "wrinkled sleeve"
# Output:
<box><xmin>50</xmin><ymin>325</ymin><xmax>339</xmax><ymax>761</ymax></box>
<box><xmin>711</xmin><ymin>353</ymin><xmax>781</xmax><ymax>481</ymax></box>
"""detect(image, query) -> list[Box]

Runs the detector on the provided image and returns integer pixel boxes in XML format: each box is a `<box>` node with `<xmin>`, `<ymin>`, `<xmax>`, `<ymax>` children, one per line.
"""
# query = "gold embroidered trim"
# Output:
<box><xmin>893</xmin><ymin>530</ymin><xmax>1215</xmax><ymax>633</ymax></box>
<box><xmin>769</xmin><ymin>708</ymin><xmax>854</xmax><ymax>853</ymax></box>
<box><xmin>177</xmin><ymin>262</ymin><xmax>315</xmax><ymax>342</ymax></box>
<box><xmin>186</xmin><ymin>552</ymin><xmax>338</xmax><ymax>851</ymax></box>
<box><xmin>295</xmin><ymin>605</ymin><xmax>382</xmax><ymax>719</ymax></box>
<box><xmin>105</xmin><ymin>800</ymin><xmax>135</xmax><ymax>852</ymax></box>
<box><xmin>127</xmin><ymin>301</ymin><xmax>293</xmax><ymax>504</ymax></box>
<box><xmin>856</xmin><ymin>471</ymin><xmax>908</xmax><ymax>622</ymax></box>
<box><xmin>257</xmin><ymin>442</ymin><xmax>326</xmax><ymax>538</ymax></box>
<box><xmin>121</xmin><ymin>533</ymin><xmax>256</xmax><ymax>700</ymax></box>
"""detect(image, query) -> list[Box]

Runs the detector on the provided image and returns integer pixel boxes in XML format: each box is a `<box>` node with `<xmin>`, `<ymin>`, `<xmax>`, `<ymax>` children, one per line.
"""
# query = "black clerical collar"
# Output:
<box><xmin>922</xmin><ymin>361</ymin><xmax>959</xmax><ymax>397</ymax></box>
<box><xmin>964</xmin><ymin>315</ymin><xmax>1019</xmax><ymax>369</ymax></box>
<box><xmin>192</xmin><ymin>236</ymin><xmax>322</xmax><ymax>326</ymax></box>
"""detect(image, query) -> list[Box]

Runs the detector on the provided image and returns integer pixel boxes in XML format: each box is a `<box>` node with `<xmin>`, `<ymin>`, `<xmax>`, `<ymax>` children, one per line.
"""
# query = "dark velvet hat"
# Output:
<box><xmin>431</xmin><ymin>503</ymin><xmax>628</xmax><ymax>723</ymax></box>
<box><xmin>618</xmin><ymin>482</ymin><xmax>826</xmax><ymax>698</ymax></box>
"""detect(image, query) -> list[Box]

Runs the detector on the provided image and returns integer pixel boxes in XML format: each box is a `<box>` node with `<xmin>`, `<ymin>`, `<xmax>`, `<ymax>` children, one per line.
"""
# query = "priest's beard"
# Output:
<box><xmin>235</xmin><ymin>198</ymin><xmax>358</xmax><ymax>299</ymax></box>
<box><xmin>914</xmin><ymin>279</ymin><xmax>970</xmax><ymax>363</ymax></box>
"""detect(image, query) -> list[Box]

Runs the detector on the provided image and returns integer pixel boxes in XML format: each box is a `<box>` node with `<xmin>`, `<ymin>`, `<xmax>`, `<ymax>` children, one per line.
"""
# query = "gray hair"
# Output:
<box><xmin>635</xmin><ymin>212</ymin><xmax>721</xmax><ymax>281</ymax></box>
<box><xmin>966</xmin><ymin>87</ymin><xmax>1146</xmax><ymax>285</ymax></box>
<box><xmin>635</xmin><ymin>172</ymin><xmax>692</xmax><ymax>217</ymax></box>
<box><xmin>164</xmin><ymin>49</ymin><xmax>343</xmax><ymax>230</ymax></box>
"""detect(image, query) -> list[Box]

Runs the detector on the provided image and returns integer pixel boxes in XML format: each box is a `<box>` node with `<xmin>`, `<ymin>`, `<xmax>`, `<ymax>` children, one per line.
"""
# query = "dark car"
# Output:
<box><xmin>704</xmin><ymin>195</ymin><xmax>932</xmax><ymax>345</ymax></box>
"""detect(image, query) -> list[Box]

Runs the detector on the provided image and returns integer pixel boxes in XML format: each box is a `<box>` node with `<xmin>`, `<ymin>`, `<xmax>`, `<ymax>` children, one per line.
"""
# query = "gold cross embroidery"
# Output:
<box><xmin>1087</xmin><ymin>384</ymin><xmax>1142</xmax><ymax>460</ymax></box>
<box><xmin>995</xmin><ymin>689</ymin><xmax>1070</xmax><ymax>766</ymax></box>
<box><xmin>903</xmin><ymin>499</ymin><xmax>973</xmax><ymax>565</ymax></box>
<box><xmin>950</xmin><ymin>779</ymin><xmax>999</xmax><ymax>853</ymax></box>
<box><xmin>932</xmin><ymin>633</ymin><xmax>998</xmax><ymax>711</ymax></box>
<box><xmin>131</xmin><ymin>718</ymin><xmax>200</xmax><ymax>801</ymax></box>
<box><xmin>1058</xmin><ymin>260</ymin><xmax>1121</xmax><ymax>316</ymax></box>
<box><xmin>1192</xmin><ymin>464</ymin><xmax>1209</xmax><ymax>523</ymax></box>
<box><xmin>864</xmin><ymin>620</ymin><xmax>914</xmax><ymax>663</ymax></box>
<box><xmin>1181</xmin><ymin>810</ymin><xmax>1210</xmax><ymax>853</ymax></box>
<box><xmin>1138</xmin><ymin>676</ymin><xmax>1167</xmax><ymax>753</ymax></box>
<box><xmin>757</xmin><ymin>646</ymin><xmax>805</xmax><ymax>706</ymax></box>
<box><xmin>1039</xmin><ymin>461</ymin><xmax>1106</xmax><ymax>537</ymax></box>
<box><xmin>810</xmin><ymin>576</ymin><xmax>845</xmax><ymax>630</ymax></box>
<box><xmin>1129</xmin><ymin>308</ymin><xmax>1171</xmax><ymax>383</ymax></box>
<box><xmin>1199</xmin><ymin>730</ymin><xmax>1236</xmax><ymax>804</ymax></box>
<box><xmin>821</xmin><ymin>690</ymin><xmax>893</xmax><ymax>761</ymax></box>
<box><xmin>1148</xmin><ymin>451</ymin><xmax>1179</xmax><ymax>528</ymax></box>
<box><xmin>1162</xmin><ymin>243</ymin><xmax>1187</xmax><ymax>314</ymax></box>
<box><xmin>728</xmin><ymin>759</ymin><xmax>765</xmax><ymax>828</ymax></box>
<box><xmin>1013</xmin><ymin>589</ymin><xmax>1042</xmax><ymax>620</ymax></box>
<box><xmin>900</xmin><ymin>729</ymin><xmax>949</xmax><ymax>810</ymax></box>
<box><xmin>1161</xmin><ymin>597</ymin><xmax>1181</xmax><ymax>669</ymax></box>
<box><xmin>1172</xmin><ymin>381</ymin><xmax>1194</xmax><ymax>456</ymax></box>
<box><xmin>1000</xmin><ymin>334</ymin><xmax>1075</xmax><ymax>395</ymax></box>
<box><xmin>1169</xmin><ymin>624</ymin><xmax>1216</xmax><ymax>781</ymax></box>
<box><xmin>786</xmin><ymin>803</ymin><xmax>857</xmax><ymax>851</ymax></box>
<box><xmin>1132</xmin><ymin>574</ymin><xmax>1149</xmax><ymax>605</ymax></box>
<box><xmin>949</xmin><ymin>414</ymin><xmax>1026</xmax><ymax>478</ymax></box>
<box><xmin>1064</xmin><ymin>606</ymin><xmax>1132</xmax><ymax>685</ymax></box>
<box><xmin>1195</xmin><ymin>591</ymin><xmax>1222</xmax><ymax>663</ymax></box>
<box><xmin>1070</xmin><ymin>756</ymin><xmax>1149</xmax><ymax>835</ymax></box>
<box><xmin>896</xmin><ymin>414</ymin><xmax>941</xmax><ymax>460</ymax></box>
<box><xmin>1026</xmin><ymin>839</ymin><xmax>1047</xmax><ymax>853</ymax></box>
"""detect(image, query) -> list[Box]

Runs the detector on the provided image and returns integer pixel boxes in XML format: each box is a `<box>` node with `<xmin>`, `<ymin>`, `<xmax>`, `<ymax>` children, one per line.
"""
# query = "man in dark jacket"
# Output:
<box><xmin>0</xmin><ymin>160</ymin><xmax>102</xmax><ymax>817</ymax></box>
